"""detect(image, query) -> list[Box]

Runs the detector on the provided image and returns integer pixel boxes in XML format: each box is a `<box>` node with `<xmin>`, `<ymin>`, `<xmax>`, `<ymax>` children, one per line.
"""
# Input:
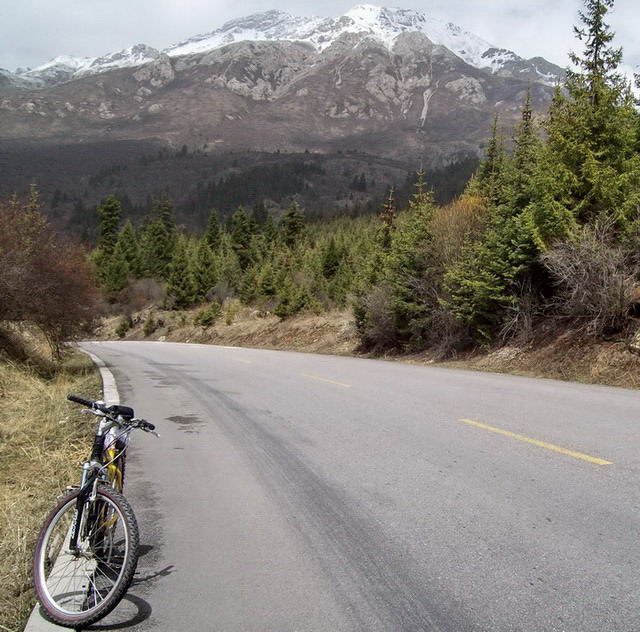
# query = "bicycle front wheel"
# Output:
<box><xmin>33</xmin><ymin>486</ymin><xmax>139</xmax><ymax>628</ymax></box>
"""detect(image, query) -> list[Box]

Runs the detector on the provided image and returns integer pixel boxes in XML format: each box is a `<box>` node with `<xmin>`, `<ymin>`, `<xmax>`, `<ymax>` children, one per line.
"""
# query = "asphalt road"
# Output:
<box><xmin>76</xmin><ymin>341</ymin><xmax>640</xmax><ymax>632</ymax></box>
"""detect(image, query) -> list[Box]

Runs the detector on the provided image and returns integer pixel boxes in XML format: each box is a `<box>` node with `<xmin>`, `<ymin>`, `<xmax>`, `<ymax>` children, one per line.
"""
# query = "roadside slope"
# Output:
<box><xmin>99</xmin><ymin>307</ymin><xmax>640</xmax><ymax>390</ymax></box>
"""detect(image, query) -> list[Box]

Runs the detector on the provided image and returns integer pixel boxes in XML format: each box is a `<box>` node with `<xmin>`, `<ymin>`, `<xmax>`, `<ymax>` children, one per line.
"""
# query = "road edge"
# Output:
<box><xmin>23</xmin><ymin>345</ymin><xmax>119</xmax><ymax>632</ymax></box>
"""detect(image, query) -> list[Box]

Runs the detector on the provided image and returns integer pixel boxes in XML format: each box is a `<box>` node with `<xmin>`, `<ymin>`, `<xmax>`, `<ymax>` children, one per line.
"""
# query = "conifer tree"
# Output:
<box><xmin>541</xmin><ymin>0</ymin><xmax>640</xmax><ymax>232</ymax></box>
<box><xmin>102</xmin><ymin>239</ymin><xmax>130</xmax><ymax>294</ymax></box>
<box><xmin>97</xmin><ymin>196</ymin><xmax>122</xmax><ymax>256</ymax></box>
<box><xmin>205</xmin><ymin>208</ymin><xmax>222</xmax><ymax>250</ymax></box>
<box><xmin>279</xmin><ymin>202</ymin><xmax>305</xmax><ymax>248</ymax></box>
<box><xmin>166</xmin><ymin>238</ymin><xmax>196</xmax><ymax>308</ymax></box>
<box><xmin>116</xmin><ymin>220</ymin><xmax>140</xmax><ymax>278</ymax></box>
<box><xmin>192</xmin><ymin>239</ymin><xmax>218</xmax><ymax>302</ymax></box>
<box><xmin>385</xmin><ymin>173</ymin><xmax>438</xmax><ymax>347</ymax></box>
<box><xmin>138</xmin><ymin>219</ymin><xmax>174</xmax><ymax>279</ymax></box>
<box><xmin>477</xmin><ymin>116</ymin><xmax>508</xmax><ymax>206</ymax></box>
<box><xmin>229</xmin><ymin>206</ymin><xmax>255</xmax><ymax>269</ymax></box>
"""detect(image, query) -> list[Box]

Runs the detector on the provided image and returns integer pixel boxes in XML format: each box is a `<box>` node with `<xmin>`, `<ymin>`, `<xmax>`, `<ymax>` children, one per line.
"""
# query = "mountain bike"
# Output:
<box><xmin>33</xmin><ymin>393</ymin><xmax>158</xmax><ymax>628</ymax></box>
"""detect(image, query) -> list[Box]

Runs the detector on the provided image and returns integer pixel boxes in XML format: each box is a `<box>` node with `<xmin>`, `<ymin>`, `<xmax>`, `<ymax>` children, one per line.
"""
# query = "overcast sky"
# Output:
<box><xmin>1</xmin><ymin>0</ymin><xmax>638</xmax><ymax>77</ymax></box>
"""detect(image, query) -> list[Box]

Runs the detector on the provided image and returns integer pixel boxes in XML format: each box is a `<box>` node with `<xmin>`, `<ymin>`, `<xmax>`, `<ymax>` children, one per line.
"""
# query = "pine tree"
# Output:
<box><xmin>321</xmin><ymin>237</ymin><xmax>342</xmax><ymax>279</ymax></box>
<box><xmin>229</xmin><ymin>206</ymin><xmax>255</xmax><ymax>269</ymax></box>
<box><xmin>279</xmin><ymin>202</ymin><xmax>305</xmax><ymax>248</ymax></box>
<box><xmin>116</xmin><ymin>220</ymin><xmax>140</xmax><ymax>277</ymax></box>
<box><xmin>138</xmin><ymin>219</ymin><xmax>174</xmax><ymax>279</ymax></box>
<box><xmin>378</xmin><ymin>187</ymin><xmax>396</xmax><ymax>252</ymax></box>
<box><xmin>97</xmin><ymin>196</ymin><xmax>122</xmax><ymax>256</ymax></box>
<box><xmin>542</xmin><ymin>0</ymin><xmax>640</xmax><ymax>232</ymax></box>
<box><xmin>102</xmin><ymin>239</ymin><xmax>130</xmax><ymax>293</ymax></box>
<box><xmin>477</xmin><ymin>116</ymin><xmax>508</xmax><ymax>206</ymax></box>
<box><xmin>205</xmin><ymin>208</ymin><xmax>222</xmax><ymax>250</ymax></box>
<box><xmin>166</xmin><ymin>238</ymin><xmax>196</xmax><ymax>308</ymax></box>
<box><xmin>192</xmin><ymin>239</ymin><xmax>218</xmax><ymax>301</ymax></box>
<box><xmin>385</xmin><ymin>173</ymin><xmax>438</xmax><ymax>347</ymax></box>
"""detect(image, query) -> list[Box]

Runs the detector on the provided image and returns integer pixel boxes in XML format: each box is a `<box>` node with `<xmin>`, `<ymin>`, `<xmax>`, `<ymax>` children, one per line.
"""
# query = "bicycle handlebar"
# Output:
<box><xmin>67</xmin><ymin>393</ymin><xmax>94</xmax><ymax>408</ymax></box>
<box><xmin>67</xmin><ymin>393</ymin><xmax>155</xmax><ymax>432</ymax></box>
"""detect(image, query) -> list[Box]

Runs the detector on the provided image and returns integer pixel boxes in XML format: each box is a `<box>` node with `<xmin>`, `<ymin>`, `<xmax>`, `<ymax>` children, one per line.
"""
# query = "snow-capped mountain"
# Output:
<box><xmin>10</xmin><ymin>5</ymin><xmax>561</xmax><ymax>88</ymax></box>
<box><xmin>165</xmin><ymin>5</ymin><xmax>520</xmax><ymax>74</ymax></box>
<box><xmin>14</xmin><ymin>45</ymin><xmax>161</xmax><ymax>87</ymax></box>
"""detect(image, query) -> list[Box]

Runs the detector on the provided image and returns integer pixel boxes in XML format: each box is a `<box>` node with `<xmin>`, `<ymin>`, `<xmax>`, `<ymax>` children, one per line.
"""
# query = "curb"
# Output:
<box><xmin>24</xmin><ymin>345</ymin><xmax>119</xmax><ymax>632</ymax></box>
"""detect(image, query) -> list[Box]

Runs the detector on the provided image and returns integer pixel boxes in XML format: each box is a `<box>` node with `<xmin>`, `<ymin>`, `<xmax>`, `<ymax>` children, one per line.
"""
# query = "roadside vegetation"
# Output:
<box><xmin>0</xmin><ymin>335</ymin><xmax>100</xmax><ymax>631</ymax></box>
<box><xmin>0</xmin><ymin>191</ymin><xmax>101</xmax><ymax>631</ymax></box>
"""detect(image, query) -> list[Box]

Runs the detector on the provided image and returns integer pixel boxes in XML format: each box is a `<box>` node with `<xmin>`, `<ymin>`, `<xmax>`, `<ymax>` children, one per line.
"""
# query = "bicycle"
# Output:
<box><xmin>32</xmin><ymin>393</ymin><xmax>158</xmax><ymax>628</ymax></box>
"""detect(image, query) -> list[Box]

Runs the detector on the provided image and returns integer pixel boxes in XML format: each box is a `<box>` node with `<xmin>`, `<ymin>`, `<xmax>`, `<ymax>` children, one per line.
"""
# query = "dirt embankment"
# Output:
<box><xmin>100</xmin><ymin>307</ymin><xmax>640</xmax><ymax>390</ymax></box>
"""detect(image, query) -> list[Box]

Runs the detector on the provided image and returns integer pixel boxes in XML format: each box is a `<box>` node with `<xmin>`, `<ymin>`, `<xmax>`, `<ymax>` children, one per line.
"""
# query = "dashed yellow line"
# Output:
<box><xmin>301</xmin><ymin>373</ymin><xmax>352</xmax><ymax>388</ymax></box>
<box><xmin>458</xmin><ymin>418</ymin><xmax>613</xmax><ymax>466</ymax></box>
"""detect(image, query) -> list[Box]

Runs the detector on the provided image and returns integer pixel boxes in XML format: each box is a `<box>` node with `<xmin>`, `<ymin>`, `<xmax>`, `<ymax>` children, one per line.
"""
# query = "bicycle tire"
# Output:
<box><xmin>33</xmin><ymin>486</ymin><xmax>139</xmax><ymax>628</ymax></box>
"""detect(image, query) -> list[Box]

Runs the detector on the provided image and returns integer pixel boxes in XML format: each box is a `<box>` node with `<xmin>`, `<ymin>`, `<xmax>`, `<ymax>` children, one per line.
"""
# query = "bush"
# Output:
<box><xmin>223</xmin><ymin>299</ymin><xmax>242</xmax><ymax>325</ymax></box>
<box><xmin>540</xmin><ymin>224</ymin><xmax>640</xmax><ymax>336</ymax></box>
<box><xmin>143</xmin><ymin>313</ymin><xmax>158</xmax><ymax>337</ymax></box>
<box><xmin>429</xmin><ymin>195</ymin><xmax>486</xmax><ymax>271</ymax></box>
<box><xmin>115</xmin><ymin>317</ymin><xmax>131</xmax><ymax>339</ymax></box>
<box><xmin>195</xmin><ymin>302</ymin><xmax>222</xmax><ymax>328</ymax></box>
<box><xmin>0</xmin><ymin>194</ymin><xmax>100</xmax><ymax>355</ymax></box>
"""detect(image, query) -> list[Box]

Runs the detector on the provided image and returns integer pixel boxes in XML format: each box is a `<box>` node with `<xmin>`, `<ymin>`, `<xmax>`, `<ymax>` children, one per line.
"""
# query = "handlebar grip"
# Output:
<box><xmin>67</xmin><ymin>393</ymin><xmax>94</xmax><ymax>408</ymax></box>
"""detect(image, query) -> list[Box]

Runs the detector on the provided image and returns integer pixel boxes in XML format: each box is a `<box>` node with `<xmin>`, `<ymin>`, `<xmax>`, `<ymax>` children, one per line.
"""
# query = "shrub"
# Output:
<box><xmin>115</xmin><ymin>317</ymin><xmax>131</xmax><ymax>339</ymax></box>
<box><xmin>223</xmin><ymin>299</ymin><xmax>242</xmax><ymax>325</ymax></box>
<box><xmin>429</xmin><ymin>195</ymin><xmax>486</xmax><ymax>271</ymax></box>
<box><xmin>0</xmin><ymin>194</ymin><xmax>100</xmax><ymax>356</ymax></box>
<box><xmin>195</xmin><ymin>302</ymin><xmax>222</xmax><ymax>328</ymax></box>
<box><xmin>143</xmin><ymin>313</ymin><xmax>158</xmax><ymax>337</ymax></box>
<box><xmin>540</xmin><ymin>224</ymin><xmax>640</xmax><ymax>336</ymax></box>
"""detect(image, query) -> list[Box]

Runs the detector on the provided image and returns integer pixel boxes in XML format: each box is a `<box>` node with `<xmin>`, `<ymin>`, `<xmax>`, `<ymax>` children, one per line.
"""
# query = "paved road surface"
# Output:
<box><xmin>75</xmin><ymin>341</ymin><xmax>640</xmax><ymax>631</ymax></box>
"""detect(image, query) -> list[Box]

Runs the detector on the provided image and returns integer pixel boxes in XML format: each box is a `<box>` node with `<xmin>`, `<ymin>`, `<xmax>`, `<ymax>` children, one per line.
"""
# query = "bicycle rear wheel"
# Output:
<box><xmin>33</xmin><ymin>486</ymin><xmax>139</xmax><ymax>628</ymax></box>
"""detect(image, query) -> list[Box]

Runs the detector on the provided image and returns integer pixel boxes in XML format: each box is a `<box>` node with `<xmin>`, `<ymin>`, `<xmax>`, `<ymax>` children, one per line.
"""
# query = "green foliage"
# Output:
<box><xmin>143</xmin><ymin>313</ymin><xmax>158</xmax><ymax>337</ymax></box>
<box><xmin>166</xmin><ymin>238</ymin><xmax>196</xmax><ymax>309</ymax></box>
<box><xmin>194</xmin><ymin>302</ymin><xmax>222</xmax><ymax>328</ymax></box>
<box><xmin>205</xmin><ymin>208</ymin><xmax>221</xmax><ymax>250</ymax></box>
<box><xmin>192</xmin><ymin>239</ymin><xmax>218</xmax><ymax>302</ymax></box>
<box><xmin>102</xmin><ymin>238</ymin><xmax>130</xmax><ymax>294</ymax></box>
<box><xmin>279</xmin><ymin>202</ymin><xmax>305</xmax><ymax>247</ymax></box>
<box><xmin>96</xmin><ymin>196</ymin><xmax>122</xmax><ymax>256</ymax></box>
<box><xmin>115</xmin><ymin>317</ymin><xmax>131</xmax><ymax>339</ymax></box>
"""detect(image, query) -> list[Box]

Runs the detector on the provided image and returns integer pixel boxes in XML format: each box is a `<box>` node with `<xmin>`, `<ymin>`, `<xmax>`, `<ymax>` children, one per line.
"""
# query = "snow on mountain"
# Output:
<box><xmin>10</xmin><ymin>5</ymin><xmax>560</xmax><ymax>89</ymax></box>
<box><xmin>165</xmin><ymin>5</ymin><xmax>502</xmax><ymax>71</ymax></box>
<box><xmin>16</xmin><ymin>45</ymin><xmax>160</xmax><ymax>86</ymax></box>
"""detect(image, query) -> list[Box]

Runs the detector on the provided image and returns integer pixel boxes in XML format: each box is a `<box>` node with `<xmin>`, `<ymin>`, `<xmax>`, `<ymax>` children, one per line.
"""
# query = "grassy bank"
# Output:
<box><xmin>0</xmin><ymin>348</ymin><xmax>100</xmax><ymax>632</ymax></box>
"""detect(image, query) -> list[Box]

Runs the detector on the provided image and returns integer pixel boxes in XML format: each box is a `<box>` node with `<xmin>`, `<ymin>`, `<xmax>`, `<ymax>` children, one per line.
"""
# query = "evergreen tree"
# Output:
<box><xmin>279</xmin><ymin>202</ymin><xmax>305</xmax><ymax>248</ymax></box>
<box><xmin>385</xmin><ymin>174</ymin><xmax>438</xmax><ymax>347</ymax></box>
<box><xmin>321</xmin><ymin>237</ymin><xmax>343</xmax><ymax>279</ymax></box>
<box><xmin>205</xmin><ymin>208</ymin><xmax>222</xmax><ymax>250</ymax></box>
<box><xmin>229</xmin><ymin>206</ymin><xmax>255</xmax><ymax>269</ymax></box>
<box><xmin>138</xmin><ymin>219</ymin><xmax>174</xmax><ymax>279</ymax></box>
<box><xmin>477</xmin><ymin>116</ymin><xmax>508</xmax><ymax>206</ymax></box>
<box><xmin>378</xmin><ymin>187</ymin><xmax>396</xmax><ymax>252</ymax></box>
<box><xmin>102</xmin><ymin>239</ymin><xmax>130</xmax><ymax>293</ymax></box>
<box><xmin>192</xmin><ymin>239</ymin><xmax>218</xmax><ymax>301</ymax></box>
<box><xmin>541</xmin><ymin>0</ymin><xmax>640</xmax><ymax>232</ymax></box>
<box><xmin>166</xmin><ymin>238</ymin><xmax>196</xmax><ymax>308</ymax></box>
<box><xmin>97</xmin><ymin>196</ymin><xmax>122</xmax><ymax>256</ymax></box>
<box><xmin>116</xmin><ymin>220</ymin><xmax>140</xmax><ymax>277</ymax></box>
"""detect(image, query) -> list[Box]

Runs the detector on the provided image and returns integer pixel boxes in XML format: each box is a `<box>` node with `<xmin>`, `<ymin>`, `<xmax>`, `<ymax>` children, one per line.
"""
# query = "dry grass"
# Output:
<box><xmin>0</xmin><ymin>347</ymin><xmax>100</xmax><ymax>632</ymax></box>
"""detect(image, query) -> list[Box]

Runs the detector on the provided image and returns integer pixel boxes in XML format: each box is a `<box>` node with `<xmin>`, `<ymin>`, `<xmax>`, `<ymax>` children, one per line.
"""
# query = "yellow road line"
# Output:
<box><xmin>458</xmin><ymin>418</ymin><xmax>613</xmax><ymax>466</ymax></box>
<box><xmin>301</xmin><ymin>373</ymin><xmax>352</xmax><ymax>388</ymax></box>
